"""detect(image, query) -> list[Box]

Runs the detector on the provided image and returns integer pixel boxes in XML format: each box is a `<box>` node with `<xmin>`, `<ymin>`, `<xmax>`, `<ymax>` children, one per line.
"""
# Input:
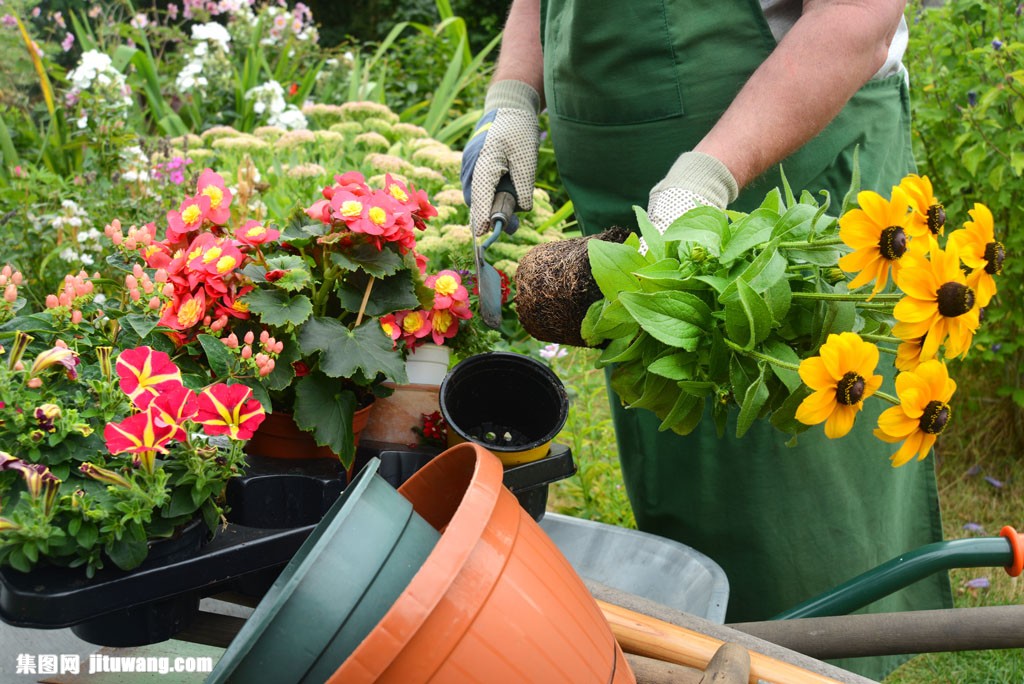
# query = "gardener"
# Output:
<box><xmin>460</xmin><ymin>0</ymin><xmax>951</xmax><ymax>679</ymax></box>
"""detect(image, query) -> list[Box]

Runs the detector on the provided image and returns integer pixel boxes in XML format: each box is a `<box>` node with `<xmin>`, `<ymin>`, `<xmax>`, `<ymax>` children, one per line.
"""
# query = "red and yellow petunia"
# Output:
<box><xmin>150</xmin><ymin>385</ymin><xmax>199</xmax><ymax>442</ymax></box>
<box><xmin>115</xmin><ymin>346</ymin><xmax>185</xmax><ymax>409</ymax></box>
<box><xmin>874</xmin><ymin>360</ymin><xmax>956</xmax><ymax>467</ymax></box>
<box><xmin>795</xmin><ymin>332</ymin><xmax>884</xmax><ymax>438</ymax></box>
<box><xmin>195</xmin><ymin>383</ymin><xmax>266</xmax><ymax>441</ymax></box>
<box><xmin>104</xmin><ymin>408</ymin><xmax>177</xmax><ymax>473</ymax></box>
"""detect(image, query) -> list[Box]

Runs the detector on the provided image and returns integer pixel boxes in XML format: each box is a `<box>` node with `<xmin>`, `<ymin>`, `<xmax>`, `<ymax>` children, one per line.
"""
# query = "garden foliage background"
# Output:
<box><xmin>0</xmin><ymin>0</ymin><xmax>1021</xmax><ymax>680</ymax></box>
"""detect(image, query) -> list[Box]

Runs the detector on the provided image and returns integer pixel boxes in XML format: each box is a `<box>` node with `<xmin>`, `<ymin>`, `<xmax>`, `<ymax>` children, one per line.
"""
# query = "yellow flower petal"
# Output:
<box><xmin>824</xmin><ymin>403</ymin><xmax>859</xmax><ymax>439</ymax></box>
<box><xmin>798</xmin><ymin>356</ymin><xmax>836</xmax><ymax>391</ymax></box>
<box><xmin>796</xmin><ymin>389</ymin><xmax>838</xmax><ymax>426</ymax></box>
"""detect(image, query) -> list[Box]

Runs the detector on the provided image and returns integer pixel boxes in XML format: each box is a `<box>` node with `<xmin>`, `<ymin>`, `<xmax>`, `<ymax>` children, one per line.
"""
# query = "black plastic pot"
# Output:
<box><xmin>439</xmin><ymin>352</ymin><xmax>570</xmax><ymax>465</ymax></box>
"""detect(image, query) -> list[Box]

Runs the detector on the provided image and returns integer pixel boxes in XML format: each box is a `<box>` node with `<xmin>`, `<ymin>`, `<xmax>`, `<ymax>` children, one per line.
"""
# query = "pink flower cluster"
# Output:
<box><xmin>109</xmin><ymin>168</ymin><xmax>279</xmax><ymax>344</ymax></box>
<box><xmin>381</xmin><ymin>269</ymin><xmax>472</xmax><ymax>350</ymax></box>
<box><xmin>222</xmin><ymin>329</ymin><xmax>283</xmax><ymax>377</ymax></box>
<box><xmin>43</xmin><ymin>271</ymin><xmax>97</xmax><ymax>325</ymax></box>
<box><xmin>1</xmin><ymin>264</ymin><xmax>24</xmax><ymax>304</ymax></box>
<box><xmin>304</xmin><ymin>172</ymin><xmax>437</xmax><ymax>254</ymax></box>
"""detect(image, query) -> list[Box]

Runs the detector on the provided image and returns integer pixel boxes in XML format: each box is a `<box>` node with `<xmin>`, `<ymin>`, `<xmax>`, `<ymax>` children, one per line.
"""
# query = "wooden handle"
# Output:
<box><xmin>598</xmin><ymin>600</ymin><xmax>848</xmax><ymax>684</ymax></box>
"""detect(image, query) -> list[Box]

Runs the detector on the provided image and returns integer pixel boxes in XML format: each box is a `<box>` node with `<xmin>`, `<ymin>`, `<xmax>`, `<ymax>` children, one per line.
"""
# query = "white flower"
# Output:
<box><xmin>76</xmin><ymin>116</ymin><xmax>88</xmax><ymax>129</ymax></box>
<box><xmin>191</xmin><ymin>22</ymin><xmax>231</xmax><ymax>49</ymax></box>
<box><xmin>94</xmin><ymin>294</ymin><xmax>107</xmax><ymax>306</ymax></box>
<box><xmin>539</xmin><ymin>344</ymin><xmax>568</xmax><ymax>360</ymax></box>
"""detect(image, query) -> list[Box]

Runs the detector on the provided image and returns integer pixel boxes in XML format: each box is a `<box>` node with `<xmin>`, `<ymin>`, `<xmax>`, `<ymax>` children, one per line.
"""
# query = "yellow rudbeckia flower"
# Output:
<box><xmin>892</xmin><ymin>245</ymin><xmax>980</xmax><ymax>360</ymax></box>
<box><xmin>874</xmin><ymin>360</ymin><xmax>956</xmax><ymax>467</ymax></box>
<box><xmin>838</xmin><ymin>189</ymin><xmax>913</xmax><ymax>298</ymax></box>
<box><xmin>897</xmin><ymin>174</ymin><xmax>945</xmax><ymax>254</ymax></box>
<box><xmin>795</xmin><ymin>332</ymin><xmax>883</xmax><ymax>438</ymax></box>
<box><xmin>946</xmin><ymin>203</ymin><xmax>1004</xmax><ymax>308</ymax></box>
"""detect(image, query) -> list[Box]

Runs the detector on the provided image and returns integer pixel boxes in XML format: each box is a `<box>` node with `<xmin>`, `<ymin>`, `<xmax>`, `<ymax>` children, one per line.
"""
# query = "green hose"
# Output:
<box><xmin>772</xmin><ymin>536</ymin><xmax>1015</xmax><ymax>620</ymax></box>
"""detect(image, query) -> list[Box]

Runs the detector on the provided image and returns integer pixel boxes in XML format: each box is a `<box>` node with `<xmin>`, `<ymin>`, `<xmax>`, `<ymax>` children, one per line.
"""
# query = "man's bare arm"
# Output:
<box><xmin>694</xmin><ymin>0</ymin><xmax>907</xmax><ymax>189</ymax></box>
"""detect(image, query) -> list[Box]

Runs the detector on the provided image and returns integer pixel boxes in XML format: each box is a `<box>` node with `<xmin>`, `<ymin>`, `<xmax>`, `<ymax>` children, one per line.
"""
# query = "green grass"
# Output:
<box><xmin>548</xmin><ymin>351</ymin><xmax>1024</xmax><ymax>683</ymax></box>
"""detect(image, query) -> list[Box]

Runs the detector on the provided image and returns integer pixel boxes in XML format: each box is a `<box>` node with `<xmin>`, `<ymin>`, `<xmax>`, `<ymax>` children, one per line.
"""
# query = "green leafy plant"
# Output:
<box><xmin>0</xmin><ymin>335</ymin><xmax>263</xmax><ymax>577</ymax></box>
<box><xmin>905</xmin><ymin>0</ymin><xmax>1023</xmax><ymax>399</ymax></box>
<box><xmin>580</xmin><ymin>172</ymin><xmax>1004</xmax><ymax>467</ymax></box>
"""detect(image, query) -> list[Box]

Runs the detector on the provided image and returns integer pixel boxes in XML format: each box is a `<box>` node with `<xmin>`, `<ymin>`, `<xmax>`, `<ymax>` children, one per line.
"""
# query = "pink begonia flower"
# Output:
<box><xmin>196</xmin><ymin>168</ymin><xmax>233</xmax><ymax>225</ymax></box>
<box><xmin>166</xmin><ymin>193</ymin><xmax>212</xmax><ymax>243</ymax></box>
<box><xmin>235</xmin><ymin>220</ymin><xmax>280</xmax><ymax>247</ymax></box>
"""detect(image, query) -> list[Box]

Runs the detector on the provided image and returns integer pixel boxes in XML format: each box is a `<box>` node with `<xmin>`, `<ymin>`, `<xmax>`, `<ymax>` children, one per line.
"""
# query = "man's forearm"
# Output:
<box><xmin>492</xmin><ymin>0</ymin><xmax>544</xmax><ymax>105</ymax></box>
<box><xmin>694</xmin><ymin>0</ymin><xmax>907</xmax><ymax>189</ymax></box>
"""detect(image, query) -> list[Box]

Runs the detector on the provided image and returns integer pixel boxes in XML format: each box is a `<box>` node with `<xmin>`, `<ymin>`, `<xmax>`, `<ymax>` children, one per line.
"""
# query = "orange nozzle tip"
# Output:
<box><xmin>999</xmin><ymin>525</ymin><xmax>1024</xmax><ymax>578</ymax></box>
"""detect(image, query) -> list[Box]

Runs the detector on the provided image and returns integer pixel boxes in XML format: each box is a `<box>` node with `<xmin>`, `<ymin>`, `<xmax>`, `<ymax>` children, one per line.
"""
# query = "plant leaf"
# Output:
<box><xmin>298</xmin><ymin>317</ymin><xmax>407</xmax><ymax>384</ymax></box>
<box><xmin>725</xmin><ymin>279</ymin><xmax>774</xmax><ymax>349</ymax></box>
<box><xmin>243</xmin><ymin>290</ymin><xmax>313</xmax><ymax>328</ymax></box>
<box><xmin>661</xmin><ymin>206</ymin><xmax>727</xmax><ymax>257</ymax></box>
<box><xmin>736</xmin><ymin>364</ymin><xmax>770</xmax><ymax>438</ymax></box>
<box><xmin>329</xmin><ymin>243</ymin><xmax>406</xmax><ymax>278</ymax></box>
<box><xmin>619</xmin><ymin>291</ymin><xmax>712</xmax><ymax>351</ymax></box>
<box><xmin>588</xmin><ymin>239</ymin><xmax>647</xmax><ymax>299</ymax></box>
<box><xmin>197</xmin><ymin>334</ymin><xmax>233</xmax><ymax>379</ymax></box>
<box><xmin>293</xmin><ymin>371</ymin><xmax>359</xmax><ymax>466</ymax></box>
<box><xmin>264</xmin><ymin>255</ymin><xmax>312</xmax><ymax>292</ymax></box>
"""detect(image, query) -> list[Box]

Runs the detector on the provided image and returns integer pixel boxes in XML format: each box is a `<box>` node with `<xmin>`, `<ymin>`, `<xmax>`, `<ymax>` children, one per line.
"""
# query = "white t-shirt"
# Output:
<box><xmin>760</xmin><ymin>0</ymin><xmax>908</xmax><ymax>80</ymax></box>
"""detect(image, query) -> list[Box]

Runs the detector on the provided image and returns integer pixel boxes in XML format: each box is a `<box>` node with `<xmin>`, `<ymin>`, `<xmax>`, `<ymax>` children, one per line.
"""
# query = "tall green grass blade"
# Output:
<box><xmin>0</xmin><ymin>115</ymin><xmax>19</xmax><ymax>171</ymax></box>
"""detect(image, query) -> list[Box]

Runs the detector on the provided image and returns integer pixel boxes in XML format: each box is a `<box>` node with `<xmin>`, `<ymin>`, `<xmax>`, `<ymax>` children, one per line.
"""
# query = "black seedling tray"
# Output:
<box><xmin>0</xmin><ymin>443</ymin><xmax>575</xmax><ymax>645</ymax></box>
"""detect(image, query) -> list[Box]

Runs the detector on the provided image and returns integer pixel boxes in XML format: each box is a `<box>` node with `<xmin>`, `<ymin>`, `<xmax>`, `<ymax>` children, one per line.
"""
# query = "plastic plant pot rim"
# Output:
<box><xmin>210</xmin><ymin>458</ymin><xmax>411</xmax><ymax>684</ymax></box>
<box><xmin>439</xmin><ymin>352</ymin><xmax>569</xmax><ymax>457</ymax></box>
<box><xmin>329</xmin><ymin>443</ymin><xmax>508</xmax><ymax>683</ymax></box>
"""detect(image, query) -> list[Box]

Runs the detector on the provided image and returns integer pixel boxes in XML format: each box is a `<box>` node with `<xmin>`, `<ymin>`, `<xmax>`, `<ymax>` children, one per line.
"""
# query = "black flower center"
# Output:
<box><xmin>984</xmin><ymin>241</ymin><xmax>1005</xmax><ymax>275</ymax></box>
<box><xmin>920</xmin><ymin>400</ymin><xmax>951</xmax><ymax>435</ymax></box>
<box><xmin>937</xmin><ymin>282</ymin><xmax>975</xmax><ymax>317</ymax></box>
<box><xmin>879</xmin><ymin>226</ymin><xmax>907</xmax><ymax>260</ymax></box>
<box><xmin>836</xmin><ymin>371</ymin><xmax>866</xmax><ymax>405</ymax></box>
<box><xmin>927</xmin><ymin>204</ymin><xmax>946</xmax><ymax>234</ymax></box>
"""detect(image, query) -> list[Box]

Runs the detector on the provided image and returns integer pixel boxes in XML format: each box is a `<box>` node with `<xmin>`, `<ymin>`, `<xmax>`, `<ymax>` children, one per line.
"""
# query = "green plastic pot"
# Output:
<box><xmin>208</xmin><ymin>458</ymin><xmax>440</xmax><ymax>684</ymax></box>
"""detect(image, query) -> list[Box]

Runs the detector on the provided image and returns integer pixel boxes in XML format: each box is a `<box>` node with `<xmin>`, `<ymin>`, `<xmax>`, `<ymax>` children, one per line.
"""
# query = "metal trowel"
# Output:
<box><xmin>474</xmin><ymin>174</ymin><xmax>518</xmax><ymax>328</ymax></box>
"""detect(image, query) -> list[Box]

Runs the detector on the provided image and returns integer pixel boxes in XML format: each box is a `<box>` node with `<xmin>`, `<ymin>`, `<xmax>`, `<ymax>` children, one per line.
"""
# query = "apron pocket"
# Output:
<box><xmin>545</xmin><ymin>0</ymin><xmax>684</xmax><ymax>125</ymax></box>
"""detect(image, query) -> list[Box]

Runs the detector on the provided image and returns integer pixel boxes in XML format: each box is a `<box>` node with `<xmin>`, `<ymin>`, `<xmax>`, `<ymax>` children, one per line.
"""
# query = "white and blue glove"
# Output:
<box><xmin>646</xmin><ymin>151</ymin><xmax>739</xmax><ymax>233</ymax></box>
<box><xmin>461</xmin><ymin>80</ymin><xmax>541</xmax><ymax>236</ymax></box>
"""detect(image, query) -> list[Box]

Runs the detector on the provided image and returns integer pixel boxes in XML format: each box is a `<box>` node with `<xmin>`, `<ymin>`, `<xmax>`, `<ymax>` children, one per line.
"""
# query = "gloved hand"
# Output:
<box><xmin>646</xmin><ymin>151</ymin><xmax>740</xmax><ymax>233</ymax></box>
<box><xmin>460</xmin><ymin>79</ymin><xmax>541</xmax><ymax>236</ymax></box>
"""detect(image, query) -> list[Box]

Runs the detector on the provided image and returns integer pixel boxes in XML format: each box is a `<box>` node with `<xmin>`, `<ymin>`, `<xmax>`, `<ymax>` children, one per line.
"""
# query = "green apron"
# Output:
<box><xmin>541</xmin><ymin>1</ymin><xmax>952</xmax><ymax>679</ymax></box>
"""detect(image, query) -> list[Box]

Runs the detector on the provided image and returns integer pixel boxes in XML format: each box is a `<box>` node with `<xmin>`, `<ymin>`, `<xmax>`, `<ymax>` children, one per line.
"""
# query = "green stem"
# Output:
<box><xmin>724</xmin><ymin>338</ymin><xmax>801</xmax><ymax>371</ymax></box>
<box><xmin>860</xmin><ymin>333</ymin><xmax>902</xmax><ymax>345</ymax></box>
<box><xmin>778</xmin><ymin>237</ymin><xmax>844</xmax><ymax>249</ymax></box>
<box><xmin>875</xmin><ymin>390</ymin><xmax>899</xmax><ymax>406</ymax></box>
<box><xmin>791</xmin><ymin>292</ymin><xmax>902</xmax><ymax>303</ymax></box>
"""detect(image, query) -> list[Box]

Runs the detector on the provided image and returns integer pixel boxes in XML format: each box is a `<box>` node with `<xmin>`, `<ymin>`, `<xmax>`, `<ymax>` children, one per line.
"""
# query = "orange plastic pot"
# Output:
<box><xmin>329</xmin><ymin>442</ymin><xmax>635</xmax><ymax>684</ymax></box>
<box><xmin>245</xmin><ymin>405</ymin><xmax>373</xmax><ymax>460</ymax></box>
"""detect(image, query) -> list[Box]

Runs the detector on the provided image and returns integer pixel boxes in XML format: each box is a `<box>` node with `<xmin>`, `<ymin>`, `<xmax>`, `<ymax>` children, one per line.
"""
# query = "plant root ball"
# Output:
<box><xmin>514</xmin><ymin>226</ymin><xmax>631</xmax><ymax>347</ymax></box>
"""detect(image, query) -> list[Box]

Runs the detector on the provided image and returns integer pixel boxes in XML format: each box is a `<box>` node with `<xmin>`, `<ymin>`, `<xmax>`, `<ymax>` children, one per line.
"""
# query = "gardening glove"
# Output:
<box><xmin>460</xmin><ymin>79</ymin><xmax>541</xmax><ymax>236</ymax></box>
<box><xmin>646</xmin><ymin>151</ymin><xmax>739</xmax><ymax>233</ymax></box>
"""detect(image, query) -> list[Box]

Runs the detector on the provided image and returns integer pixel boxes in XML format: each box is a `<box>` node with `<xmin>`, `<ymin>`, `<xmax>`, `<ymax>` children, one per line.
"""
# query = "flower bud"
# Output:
<box><xmin>1</xmin><ymin>265</ymin><xmax>11</xmax><ymax>278</ymax></box>
<box><xmin>71</xmin><ymin>309</ymin><xmax>83</xmax><ymax>324</ymax></box>
<box><xmin>125</xmin><ymin>274</ymin><xmax>138</xmax><ymax>289</ymax></box>
<box><xmin>162</xmin><ymin>283</ymin><xmax>175</xmax><ymax>298</ymax></box>
<box><xmin>244</xmin><ymin>331</ymin><xmax>255</xmax><ymax>345</ymax></box>
<box><xmin>11</xmin><ymin>272</ymin><xmax>22</xmax><ymax>286</ymax></box>
<box><xmin>148</xmin><ymin>297</ymin><xmax>161</xmax><ymax>310</ymax></box>
<box><xmin>260</xmin><ymin>330</ymin><xmax>270</xmax><ymax>344</ymax></box>
<box><xmin>45</xmin><ymin>294</ymin><xmax>59</xmax><ymax>308</ymax></box>
<box><xmin>225</xmin><ymin>333</ymin><xmax>239</xmax><ymax>349</ymax></box>
<box><xmin>154</xmin><ymin>269</ymin><xmax>168</xmax><ymax>283</ymax></box>
<box><xmin>241</xmin><ymin>345</ymin><xmax>253</xmax><ymax>359</ymax></box>
<box><xmin>3</xmin><ymin>284</ymin><xmax>16</xmax><ymax>302</ymax></box>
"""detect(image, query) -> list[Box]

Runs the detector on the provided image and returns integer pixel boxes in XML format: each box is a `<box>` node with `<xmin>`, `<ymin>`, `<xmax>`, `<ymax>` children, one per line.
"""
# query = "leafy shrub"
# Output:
<box><xmin>905</xmin><ymin>0</ymin><xmax>1024</xmax><ymax>402</ymax></box>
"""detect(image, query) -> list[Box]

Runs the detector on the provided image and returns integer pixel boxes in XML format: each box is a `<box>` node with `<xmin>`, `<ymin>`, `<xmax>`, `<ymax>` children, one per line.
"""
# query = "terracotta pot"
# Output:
<box><xmin>361</xmin><ymin>383</ymin><xmax>440</xmax><ymax>447</ymax></box>
<box><xmin>245</xmin><ymin>405</ymin><xmax>373</xmax><ymax>460</ymax></box>
<box><xmin>329</xmin><ymin>442</ymin><xmax>636</xmax><ymax>684</ymax></box>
